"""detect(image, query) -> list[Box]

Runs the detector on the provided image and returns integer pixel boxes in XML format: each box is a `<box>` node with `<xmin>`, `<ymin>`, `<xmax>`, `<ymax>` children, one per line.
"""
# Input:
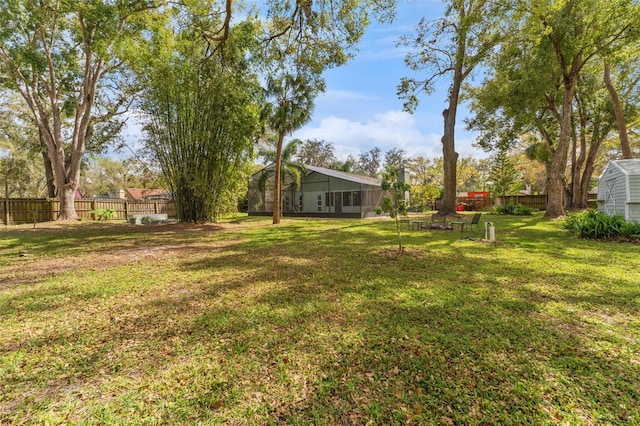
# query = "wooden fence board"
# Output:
<box><xmin>453</xmin><ymin>193</ymin><xmax>598</xmax><ymax>211</ymax></box>
<box><xmin>2</xmin><ymin>198</ymin><xmax>176</xmax><ymax>224</ymax></box>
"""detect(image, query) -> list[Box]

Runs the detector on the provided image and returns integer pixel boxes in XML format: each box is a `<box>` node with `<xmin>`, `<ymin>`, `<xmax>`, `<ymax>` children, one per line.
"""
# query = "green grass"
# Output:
<box><xmin>1</xmin><ymin>213</ymin><xmax>639</xmax><ymax>424</ymax></box>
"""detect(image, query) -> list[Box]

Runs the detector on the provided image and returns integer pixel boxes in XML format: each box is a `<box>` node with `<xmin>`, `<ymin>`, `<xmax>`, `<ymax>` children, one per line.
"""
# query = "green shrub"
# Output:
<box><xmin>495</xmin><ymin>202</ymin><xmax>533</xmax><ymax>216</ymax></box>
<box><xmin>141</xmin><ymin>216</ymin><xmax>155</xmax><ymax>224</ymax></box>
<box><xmin>563</xmin><ymin>209</ymin><xmax>640</xmax><ymax>239</ymax></box>
<box><xmin>88</xmin><ymin>208</ymin><xmax>116</xmax><ymax>220</ymax></box>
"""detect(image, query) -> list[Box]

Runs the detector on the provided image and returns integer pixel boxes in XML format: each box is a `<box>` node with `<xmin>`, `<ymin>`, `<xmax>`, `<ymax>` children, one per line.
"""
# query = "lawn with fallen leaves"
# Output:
<box><xmin>1</xmin><ymin>213</ymin><xmax>639</xmax><ymax>424</ymax></box>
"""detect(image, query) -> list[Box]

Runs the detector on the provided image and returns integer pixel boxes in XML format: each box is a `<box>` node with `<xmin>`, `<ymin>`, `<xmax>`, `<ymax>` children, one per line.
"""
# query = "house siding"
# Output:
<box><xmin>248</xmin><ymin>166</ymin><xmax>384</xmax><ymax>218</ymax></box>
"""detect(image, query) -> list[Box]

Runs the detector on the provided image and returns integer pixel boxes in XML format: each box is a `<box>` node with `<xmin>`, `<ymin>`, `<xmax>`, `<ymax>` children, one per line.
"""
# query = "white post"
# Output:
<box><xmin>484</xmin><ymin>222</ymin><xmax>495</xmax><ymax>242</ymax></box>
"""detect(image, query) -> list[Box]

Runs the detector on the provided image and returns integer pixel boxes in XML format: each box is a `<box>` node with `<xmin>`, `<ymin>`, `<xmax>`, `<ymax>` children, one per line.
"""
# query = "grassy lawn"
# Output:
<box><xmin>1</xmin><ymin>213</ymin><xmax>639</xmax><ymax>425</ymax></box>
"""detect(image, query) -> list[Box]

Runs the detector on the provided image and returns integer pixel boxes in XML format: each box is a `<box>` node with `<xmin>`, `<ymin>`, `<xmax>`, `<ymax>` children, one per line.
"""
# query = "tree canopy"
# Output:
<box><xmin>0</xmin><ymin>0</ymin><xmax>160</xmax><ymax>219</ymax></box>
<box><xmin>398</xmin><ymin>0</ymin><xmax>508</xmax><ymax>215</ymax></box>
<box><xmin>142</xmin><ymin>18</ymin><xmax>262</xmax><ymax>222</ymax></box>
<box><xmin>467</xmin><ymin>0</ymin><xmax>640</xmax><ymax>217</ymax></box>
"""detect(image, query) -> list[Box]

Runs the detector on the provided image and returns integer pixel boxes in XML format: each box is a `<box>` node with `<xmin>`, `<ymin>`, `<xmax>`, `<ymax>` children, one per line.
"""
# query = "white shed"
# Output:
<box><xmin>597</xmin><ymin>159</ymin><xmax>640</xmax><ymax>222</ymax></box>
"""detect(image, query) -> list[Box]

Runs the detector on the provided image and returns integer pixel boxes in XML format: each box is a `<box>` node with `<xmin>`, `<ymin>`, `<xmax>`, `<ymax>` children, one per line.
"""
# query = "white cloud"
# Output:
<box><xmin>292</xmin><ymin>110</ymin><xmax>485</xmax><ymax>162</ymax></box>
<box><xmin>292</xmin><ymin>111</ymin><xmax>438</xmax><ymax>160</ymax></box>
<box><xmin>356</xmin><ymin>45</ymin><xmax>411</xmax><ymax>61</ymax></box>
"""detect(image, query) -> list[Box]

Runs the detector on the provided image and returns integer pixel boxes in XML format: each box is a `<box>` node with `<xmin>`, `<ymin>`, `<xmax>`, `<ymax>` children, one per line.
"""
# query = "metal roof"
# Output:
<box><xmin>304</xmin><ymin>165</ymin><xmax>382</xmax><ymax>186</ymax></box>
<box><xmin>251</xmin><ymin>163</ymin><xmax>382</xmax><ymax>186</ymax></box>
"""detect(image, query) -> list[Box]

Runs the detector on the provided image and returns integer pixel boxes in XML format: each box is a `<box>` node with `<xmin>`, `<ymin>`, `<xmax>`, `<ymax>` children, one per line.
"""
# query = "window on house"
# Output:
<box><xmin>325</xmin><ymin>192</ymin><xmax>334</xmax><ymax>207</ymax></box>
<box><xmin>317</xmin><ymin>195</ymin><xmax>322</xmax><ymax>211</ymax></box>
<box><xmin>352</xmin><ymin>191</ymin><xmax>361</xmax><ymax>206</ymax></box>
<box><xmin>343</xmin><ymin>191</ymin><xmax>352</xmax><ymax>207</ymax></box>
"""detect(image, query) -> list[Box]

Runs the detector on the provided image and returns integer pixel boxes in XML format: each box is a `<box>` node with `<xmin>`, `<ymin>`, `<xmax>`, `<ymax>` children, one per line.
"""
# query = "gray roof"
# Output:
<box><xmin>304</xmin><ymin>165</ymin><xmax>382</xmax><ymax>186</ymax></box>
<box><xmin>251</xmin><ymin>163</ymin><xmax>382</xmax><ymax>186</ymax></box>
<box><xmin>608</xmin><ymin>159</ymin><xmax>640</xmax><ymax>175</ymax></box>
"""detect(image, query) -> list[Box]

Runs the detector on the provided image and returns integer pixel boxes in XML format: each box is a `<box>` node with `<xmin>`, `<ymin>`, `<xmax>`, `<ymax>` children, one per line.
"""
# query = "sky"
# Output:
<box><xmin>289</xmin><ymin>0</ymin><xmax>485</xmax><ymax>162</ymax></box>
<box><xmin>119</xmin><ymin>0</ymin><xmax>486</xmax><ymax>162</ymax></box>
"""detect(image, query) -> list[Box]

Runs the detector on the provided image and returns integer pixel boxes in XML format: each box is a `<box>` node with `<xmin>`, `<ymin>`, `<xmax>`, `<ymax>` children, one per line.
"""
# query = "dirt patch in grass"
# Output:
<box><xmin>601</xmin><ymin>236</ymin><xmax>640</xmax><ymax>244</ymax></box>
<box><xmin>1</xmin><ymin>222</ymin><xmax>233</xmax><ymax>288</ymax></box>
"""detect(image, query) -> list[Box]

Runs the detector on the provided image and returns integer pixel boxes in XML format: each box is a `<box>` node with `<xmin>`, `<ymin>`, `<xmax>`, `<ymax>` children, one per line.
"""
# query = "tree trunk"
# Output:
<box><xmin>441</xmin><ymin>108</ymin><xmax>459</xmax><ymax>216</ymax></box>
<box><xmin>51</xmin><ymin>149</ymin><xmax>80</xmax><ymax>221</ymax></box>
<box><xmin>272</xmin><ymin>132</ymin><xmax>284</xmax><ymax>224</ymax></box>
<box><xmin>41</xmin><ymin>149</ymin><xmax>56</xmax><ymax>198</ymax></box>
<box><xmin>545</xmin><ymin>74</ymin><xmax>577</xmax><ymax>218</ymax></box>
<box><xmin>577</xmin><ymin>135</ymin><xmax>607</xmax><ymax>208</ymax></box>
<box><xmin>38</xmin><ymin>129</ymin><xmax>57</xmax><ymax>198</ymax></box>
<box><xmin>59</xmin><ymin>186</ymin><xmax>78</xmax><ymax>221</ymax></box>
<box><xmin>604</xmin><ymin>63</ymin><xmax>632</xmax><ymax>159</ymax></box>
<box><xmin>570</xmin><ymin>96</ymin><xmax>587</xmax><ymax>208</ymax></box>
<box><xmin>545</xmin><ymin>112</ymin><xmax>571</xmax><ymax>215</ymax></box>
<box><xmin>569</xmin><ymin>131</ymin><xmax>577</xmax><ymax>208</ymax></box>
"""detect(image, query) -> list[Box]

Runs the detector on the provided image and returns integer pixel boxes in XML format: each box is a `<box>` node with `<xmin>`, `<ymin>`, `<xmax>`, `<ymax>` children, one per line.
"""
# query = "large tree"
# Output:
<box><xmin>384</xmin><ymin>147</ymin><xmax>407</xmax><ymax>170</ymax></box>
<box><xmin>143</xmin><ymin>20</ymin><xmax>262</xmax><ymax>223</ymax></box>
<box><xmin>487</xmin><ymin>149</ymin><xmax>520</xmax><ymax>204</ymax></box>
<box><xmin>296</xmin><ymin>138</ymin><xmax>336</xmax><ymax>167</ymax></box>
<box><xmin>602</xmin><ymin>43</ymin><xmax>640</xmax><ymax>160</ymax></box>
<box><xmin>0</xmin><ymin>0</ymin><xmax>156</xmax><ymax>220</ymax></box>
<box><xmin>355</xmin><ymin>147</ymin><xmax>382</xmax><ymax>177</ymax></box>
<box><xmin>398</xmin><ymin>0</ymin><xmax>506</xmax><ymax>216</ymax></box>
<box><xmin>406</xmin><ymin>156</ymin><xmax>442</xmax><ymax>211</ymax></box>
<box><xmin>468</xmin><ymin>0</ymin><xmax>638</xmax><ymax>217</ymax></box>
<box><xmin>257</xmin><ymin>138</ymin><xmax>306</xmax><ymax>213</ymax></box>
<box><xmin>263</xmin><ymin>73</ymin><xmax>319</xmax><ymax>224</ymax></box>
<box><xmin>526</xmin><ymin>0</ymin><xmax>637</xmax><ymax>217</ymax></box>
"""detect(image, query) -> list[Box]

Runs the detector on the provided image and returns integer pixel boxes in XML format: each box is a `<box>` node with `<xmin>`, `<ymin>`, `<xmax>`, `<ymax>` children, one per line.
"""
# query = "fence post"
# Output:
<box><xmin>154</xmin><ymin>202</ymin><xmax>158</xmax><ymax>214</ymax></box>
<box><xmin>124</xmin><ymin>200</ymin><xmax>128</xmax><ymax>219</ymax></box>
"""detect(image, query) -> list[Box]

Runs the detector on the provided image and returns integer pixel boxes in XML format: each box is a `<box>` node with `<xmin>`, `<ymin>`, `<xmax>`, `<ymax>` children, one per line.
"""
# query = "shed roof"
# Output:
<box><xmin>607</xmin><ymin>159</ymin><xmax>640</xmax><ymax>176</ymax></box>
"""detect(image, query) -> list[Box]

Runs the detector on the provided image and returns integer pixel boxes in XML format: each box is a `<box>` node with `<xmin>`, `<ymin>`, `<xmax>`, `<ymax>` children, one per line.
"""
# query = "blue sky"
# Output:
<box><xmin>291</xmin><ymin>0</ymin><xmax>485</xmax><ymax>162</ymax></box>
<box><xmin>120</xmin><ymin>0</ymin><xmax>485</xmax><ymax>162</ymax></box>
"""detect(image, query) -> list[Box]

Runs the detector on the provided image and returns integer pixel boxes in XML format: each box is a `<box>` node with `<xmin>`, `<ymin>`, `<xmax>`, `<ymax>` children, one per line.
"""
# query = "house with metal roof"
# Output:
<box><xmin>597</xmin><ymin>159</ymin><xmax>640</xmax><ymax>222</ymax></box>
<box><xmin>248</xmin><ymin>164</ymin><xmax>385</xmax><ymax>218</ymax></box>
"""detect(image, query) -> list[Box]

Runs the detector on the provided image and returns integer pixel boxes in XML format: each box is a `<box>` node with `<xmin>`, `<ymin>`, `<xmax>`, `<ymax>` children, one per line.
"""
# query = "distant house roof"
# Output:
<box><xmin>125</xmin><ymin>188</ymin><xmax>172</xmax><ymax>201</ymax></box>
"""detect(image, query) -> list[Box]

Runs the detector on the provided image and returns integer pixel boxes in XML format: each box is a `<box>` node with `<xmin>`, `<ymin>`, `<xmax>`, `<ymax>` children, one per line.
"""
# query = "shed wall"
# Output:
<box><xmin>597</xmin><ymin>161</ymin><xmax>640</xmax><ymax>222</ymax></box>
<box><xmin>629</xmin><ymin>175</ymin><xmax>640</xmax><ymax>202</ymax></box>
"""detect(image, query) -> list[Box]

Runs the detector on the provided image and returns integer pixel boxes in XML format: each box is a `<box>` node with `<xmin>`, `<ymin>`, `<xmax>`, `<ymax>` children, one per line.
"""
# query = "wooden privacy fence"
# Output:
<box><xmin>1</xmin><ymin>198</ymin><xmax>177</xmax><ymax>225</ymax></box>
<box><xmin>452</xmin><ymin>194</ymin><xmax>597</xmax><ymax>211</ymax></box>
<box><xmin>497</xmin><ymin>194</ymin><xmax>598</xmax><ymax>210</ymax></box>
<box><xmin>498</xmin><ymin>194</ymin><xmax>549</xmax><ymax>210</ymax></box>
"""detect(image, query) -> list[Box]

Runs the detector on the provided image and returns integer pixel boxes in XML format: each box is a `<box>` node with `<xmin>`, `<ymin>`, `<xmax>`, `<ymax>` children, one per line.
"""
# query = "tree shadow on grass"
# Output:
<box><xmin>2</xmin><ymin>218</ymin><xmax>640</xmax><ymax>424</ymax></box>
<box><xmin>174</xmin><ymin>231</ymin><xmax>639</xmax><ymax>422</ymax></box>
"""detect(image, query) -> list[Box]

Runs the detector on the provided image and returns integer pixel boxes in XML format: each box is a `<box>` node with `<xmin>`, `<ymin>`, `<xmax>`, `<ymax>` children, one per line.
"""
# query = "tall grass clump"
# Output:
<box><xmin>564</xmin><ymin>209</ymin><xmax>640</xmax><ymax>239</ymax></box>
